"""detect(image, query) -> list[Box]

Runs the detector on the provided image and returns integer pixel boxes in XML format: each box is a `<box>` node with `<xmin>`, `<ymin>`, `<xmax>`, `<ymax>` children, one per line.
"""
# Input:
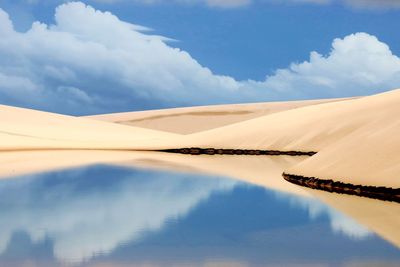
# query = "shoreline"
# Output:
<box><xmin>158</xmin><ymin>147</ymin><xmax>316</xmax><ymax>156</ymax></box>
<box><xmin>283</xmin><ymin>173</ymin><xmax>400</xmax><ymax>203</ymax></box>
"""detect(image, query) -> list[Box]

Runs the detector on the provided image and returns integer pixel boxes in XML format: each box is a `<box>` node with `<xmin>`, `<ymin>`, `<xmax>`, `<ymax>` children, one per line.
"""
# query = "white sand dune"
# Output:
<box><xmin>2</xmin><ymin>89</ymin><xmax>400</xmax><ymax>190</ymax></box>
<box><xmin>176</xmin><ymin>93</ymin><xmax>380</xmax><ymax>152</ymax></box>
<box><xmin>286</xmin><ymin>91</ymin><xmax>400</xmax><ymax>188</ymax></box>
<box><xmin>87</xmin><ymin>99</ymin><xmax>341</xmax><ymax>134</ymax></box>
<box><xmin>0</xmin><ymin>104</ymin><xmax>179</xmax><ymax>151</ymax></box>
<box><xmin>173</xmin><ymin>89</ymin><xmax>400</xmax><ymax>189</ymax></box>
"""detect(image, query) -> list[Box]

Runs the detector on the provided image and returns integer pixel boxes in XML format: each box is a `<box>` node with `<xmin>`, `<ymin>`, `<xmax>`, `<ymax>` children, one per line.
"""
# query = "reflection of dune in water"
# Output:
<box><xmin>0</xmin><ymin>165</ymin><xmax>237</xmax><ymax>262</ymax></box>
<box><xmin>304</xmin><ymin>188</ymin><xmax>400</xmax><ymax>249</ymax></box>
<box><xmin>285</xmin><ymin>194</ymin><xmax>371</xmax><ymax>239</ymax></box>
<box><xmin>0</xmin><ymin>151</ymin><xmax>392</xmax><ymax>265</ymax></box>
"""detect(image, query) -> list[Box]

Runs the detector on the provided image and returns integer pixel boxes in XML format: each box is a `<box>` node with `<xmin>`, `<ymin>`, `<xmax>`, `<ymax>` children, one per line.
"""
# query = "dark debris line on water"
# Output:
<box><xmin>283</xmin><ymin>173</ymin><xmax>400</xmax><ymax>203</ymax></box>
<box><xmin>158</xmin><ymin>147</ymin><xmax>399</xmax><ymax>203</ymax></box>
<box><xmin>158</xmin><ymin>147</ymin><xmax>316</xmax><ymax>156</ymax></box>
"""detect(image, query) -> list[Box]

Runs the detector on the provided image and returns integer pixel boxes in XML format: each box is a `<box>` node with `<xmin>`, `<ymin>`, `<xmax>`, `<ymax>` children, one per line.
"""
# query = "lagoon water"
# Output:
<box><xmin>0</xmin><ymin>164</ymin><xmax>399</xmax><ymax>267</ymax></box>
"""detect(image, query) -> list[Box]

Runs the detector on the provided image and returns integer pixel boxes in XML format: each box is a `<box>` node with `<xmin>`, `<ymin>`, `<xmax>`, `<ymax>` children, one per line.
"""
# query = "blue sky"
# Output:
<box><xmin>1</xmin><ymin>0</ymin><xmax>400</xmax><ymax>115</ymax></box>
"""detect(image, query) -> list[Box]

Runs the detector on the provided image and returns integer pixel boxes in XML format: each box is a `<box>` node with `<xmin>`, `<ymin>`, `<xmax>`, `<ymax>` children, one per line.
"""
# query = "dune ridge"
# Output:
<box><xmin>87</xmin><ymin>98</ymin><xmax>342</xmax><ymax>134</ymax></box>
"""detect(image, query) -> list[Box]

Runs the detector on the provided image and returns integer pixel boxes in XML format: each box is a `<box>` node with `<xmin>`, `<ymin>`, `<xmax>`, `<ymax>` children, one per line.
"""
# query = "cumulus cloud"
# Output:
<box><xmin>0</xmin><ymin>2</ymin><xmax>245</xmax><ymax>114</ymax></box>
<box><xmin>0</xmin><ymin>2</ymin><xmax>399</xmax><ymax>114</ymax></box>
<box><xmin>254</xmin><ymin>32</ymin><xmax>400</xmax><ymax>98</ymax></box>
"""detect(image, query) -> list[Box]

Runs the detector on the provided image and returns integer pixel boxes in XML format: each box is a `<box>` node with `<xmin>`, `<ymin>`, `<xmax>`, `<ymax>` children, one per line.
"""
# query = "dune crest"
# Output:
<box><xmin>87</xmin><ymin>98</ymin><xmax>342</xmax><ymax>134</ymax></box>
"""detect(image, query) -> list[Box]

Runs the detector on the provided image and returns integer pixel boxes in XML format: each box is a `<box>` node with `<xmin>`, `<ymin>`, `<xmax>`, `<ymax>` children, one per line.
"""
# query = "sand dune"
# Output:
<box><xmin>87</xmin><ymin>99</ymin><xmax>342</xmax><ymax>134</ymax></box>
<box><xmin>286</xmin><ymin>91</ymin><xmax>400</xmax><ymax>188</ymax></box>
<box><xmin>168</xmin><ymin>89</ymin><xmax>400</xmax><ymax>190</ymax></box>
<box><xmin>0</xmin><ymin>104</ymin><xmax>179</xmax><ymax>151</ymax></box>
<box><xmin>176</xmin><ymin>92</ymin><xmax>384</xmax><ymax>152</ymax></box>
<box><xmin>3</xmin><ymin>88</ymin><xmax>397</xmax><ymax>190</ymax></box>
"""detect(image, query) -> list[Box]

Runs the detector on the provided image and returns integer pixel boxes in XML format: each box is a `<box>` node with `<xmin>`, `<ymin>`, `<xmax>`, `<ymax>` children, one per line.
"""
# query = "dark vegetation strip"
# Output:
<box><xmin>283</xmin><ymin>173</ymin><xmax>400</xmax><ymax>203</ymax></box>
<box><xmin>158</xmin><ymin>147</ymin><xmax>316</xmax><ymax>156</ymax></box>
<box><xmin>158</xmin><ymin>148</ymin><xmax>399</xmax><ymax>202</ymax></box>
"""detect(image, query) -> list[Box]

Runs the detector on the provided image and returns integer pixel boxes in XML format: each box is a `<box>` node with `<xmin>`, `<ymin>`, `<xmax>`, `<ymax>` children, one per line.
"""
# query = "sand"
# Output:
<box><xmin>87</xmin><ymin>99</ymin><xmax>342</xmax><ymax>134</ymax></box>
<box><xmin>170</xmin><ymin>89</ymin><xmax>400</xmax><ymax>189</ymax></box>
<box><xmin>2</xmin><ymin>89</ymin><xmax>400</xmax><ymax>190</ymax></box>
<box><xmin>3</xmin><ymin>89</ymin><xmax>400</xmax><ymax>189</ymax></box>
<box><xmin>0</xmin><ymin>104</ymin><xmax>179</xmax><ymax>151</ymax></box>
<box><xmin>176</xmin><ymin>95</ymin><xmax>371</xmax><ymax>152</ymax></box>
<box><xmin>285</xmin><ymin>91</ymin><xmax>400</xmax><ymax>189</ymax></box>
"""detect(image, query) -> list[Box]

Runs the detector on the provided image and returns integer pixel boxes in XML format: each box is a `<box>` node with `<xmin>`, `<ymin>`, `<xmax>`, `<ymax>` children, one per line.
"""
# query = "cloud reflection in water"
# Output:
<box><xmin>0</xmin><ymin>164</ymin><xmax>398</xmax><ymax>266</ymax></box>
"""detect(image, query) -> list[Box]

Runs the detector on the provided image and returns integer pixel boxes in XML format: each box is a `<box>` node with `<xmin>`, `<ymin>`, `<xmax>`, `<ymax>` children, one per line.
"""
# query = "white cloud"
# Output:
<box><xmin>0</xmin><ymin>2</ymin><xmax>241</xmax><ymax>113</ymax></box>
<box><xmin>0</xmin><ymin>2</ymin><xmax>399</xmax><ymax>114</ymax></box>
<box><xmin>254</xmin><ymin>32</ymin><xmax>400</xmax><ymax>98</ymax></box>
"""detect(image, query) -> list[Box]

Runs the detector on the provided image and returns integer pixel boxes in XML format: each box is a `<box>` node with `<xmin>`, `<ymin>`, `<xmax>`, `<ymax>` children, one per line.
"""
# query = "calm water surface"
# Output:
<box><xmin>0</xmin><ymin>164</ymin><xmax>399</xmax><ymax>267</ymax></box>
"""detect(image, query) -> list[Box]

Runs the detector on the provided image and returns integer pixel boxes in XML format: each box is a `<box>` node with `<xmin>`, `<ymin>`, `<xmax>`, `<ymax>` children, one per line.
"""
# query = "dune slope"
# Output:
<box><xmin>286</xmin><ymin>91</ymin><xmax>400</xmax><ymax>189</ymax></box>
<box><xmin>0</xmin><ymin>104</ymin><xmax>179</xmax><ymax>151</ymax></box>
<box><xmin>172</xmin><ymin>89</ymin><xmax>400</xmax><ymax>191</ymax></box>
<box><xmin>179</xmin><ymin>89</ymin><xmax>399</xmax><ymax>153</ymax></box>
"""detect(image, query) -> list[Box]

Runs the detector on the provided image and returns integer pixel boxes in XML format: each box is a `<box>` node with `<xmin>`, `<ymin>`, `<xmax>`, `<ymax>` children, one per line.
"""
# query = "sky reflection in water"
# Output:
<box><xmin>0</xmin><ymin>164</ymin><xmax>399</xmax><ymax>267</ymax></box>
